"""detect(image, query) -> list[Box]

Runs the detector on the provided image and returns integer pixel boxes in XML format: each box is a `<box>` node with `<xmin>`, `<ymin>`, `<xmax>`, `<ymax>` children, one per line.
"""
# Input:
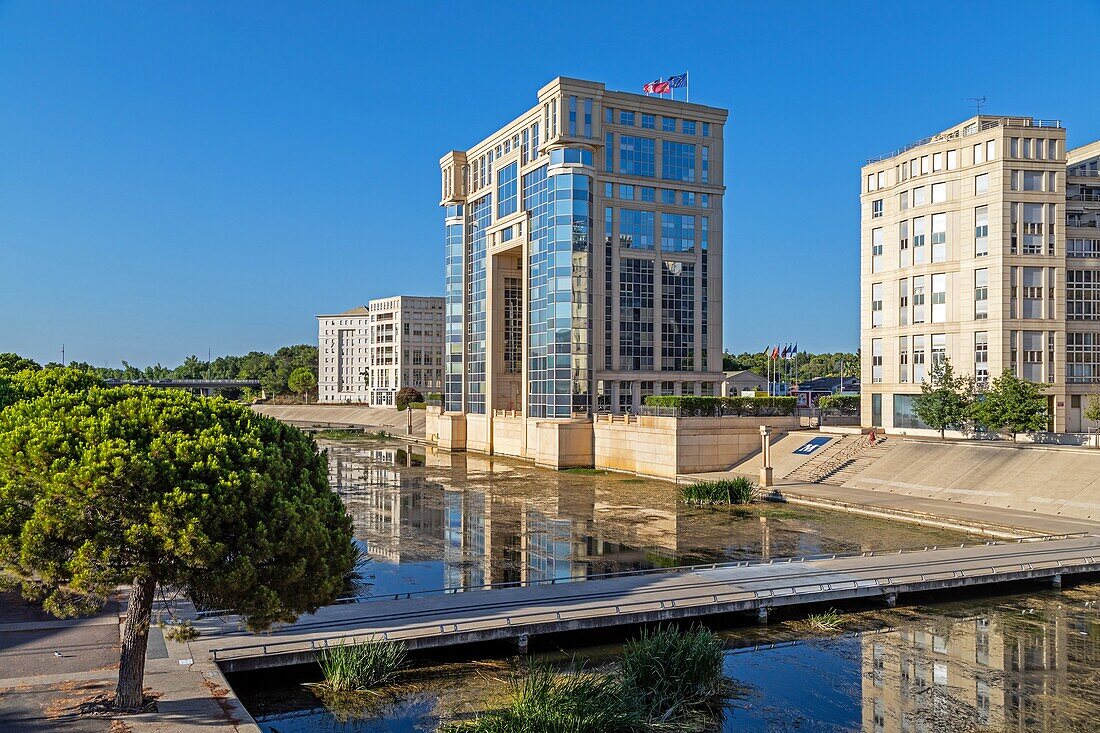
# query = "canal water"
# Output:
<box><xmin>228</xmin><ymin>440</ymin><xmax>1100</xmax><ymax>732</ymax></box>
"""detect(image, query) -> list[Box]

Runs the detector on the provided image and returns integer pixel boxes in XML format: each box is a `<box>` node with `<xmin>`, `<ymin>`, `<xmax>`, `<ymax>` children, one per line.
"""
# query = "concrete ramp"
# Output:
<box><xmin>728</xmin><ymin>431</ymin><xmax>841</xmax><ymax>478</ymax></box>
<box><xmin>845</xmin><ymin>440</ymin><xmax>1100</xmax><ymax>521</ymax></box>
<box><xmin>252</xmin><ymin>404</ymin><xmax>425</xmax><ymax>435</ymax></box>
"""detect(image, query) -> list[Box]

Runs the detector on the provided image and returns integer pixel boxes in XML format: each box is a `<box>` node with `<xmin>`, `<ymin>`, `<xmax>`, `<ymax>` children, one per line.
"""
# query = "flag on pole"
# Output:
<box><xmin>643</xmin><ymin>79</ymin><xmax>671</xmax><ymax>94</ymax></box>
<box><xmin>771</xmin><ymin>346</ymin><xmax>780</xmax><ymax>360</ymax></box>
<box><xmin>667</xmin><ymin>73</ymin><xmax>687</xmax><ymax>88</ymax></box>
<box><xmin>781</xmin><ymin>344</ymin><xmax>790</xmax><ymax>359</ymax></box>
<box><xmin>762</xmin><ymin>344</ymin><xmax>771</xmax><ymax>355</ymax></box>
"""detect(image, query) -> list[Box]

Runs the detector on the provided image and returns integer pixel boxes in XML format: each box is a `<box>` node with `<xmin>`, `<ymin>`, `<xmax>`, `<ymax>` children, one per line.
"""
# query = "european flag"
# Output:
<box><xmin>667</xmin><ymin>73</ymin><xmax>687</xmax><ymax>88</ymax></box>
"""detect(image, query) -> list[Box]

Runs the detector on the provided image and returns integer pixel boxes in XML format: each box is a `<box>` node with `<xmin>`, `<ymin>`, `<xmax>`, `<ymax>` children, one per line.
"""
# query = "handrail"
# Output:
<box><xmin>207</xmin><ymin>539</ymin><xmax>1096</xmax><ymax>660</ymax></box>
<box><xmin>867</xmin><ymin>117</ymin><xmax>1062</xmax><ymax>164</ymax></box>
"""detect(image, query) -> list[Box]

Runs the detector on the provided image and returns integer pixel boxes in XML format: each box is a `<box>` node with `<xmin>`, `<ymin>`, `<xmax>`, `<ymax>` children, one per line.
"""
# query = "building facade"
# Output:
<box><xmin>318</xmin><ymin>296</ymin><xmax>444</xmax><ymax>406</ymax></box>
<box><xmin>860</xmin><ymin>116</ymin><xmax>1100</xmax><ymax>434</ymax></box>
<box><xmin>437</xmin><ymin>77</ymin><xmax>726</xmax><ymax>457</ymax></box>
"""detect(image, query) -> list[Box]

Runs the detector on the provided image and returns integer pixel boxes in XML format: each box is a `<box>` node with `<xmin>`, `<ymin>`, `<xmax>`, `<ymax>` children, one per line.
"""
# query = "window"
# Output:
<box><xmin>913</xmin><ymin>216</ymin><xmax>926</xmax><ymax>263</ymax></box>
<box><xmin>1069</xmin><ymin>238</ymin><xmax>1100</xmax><ymax>258</ymax></box>
<box><xmin>619</xmin><ymin>110</ymin><xmax>635</xmax><ymax>126</ymax></box>
<box><xmin>1067</xmin><ymin>332</ymin><xmax>1100</xmax><ymax>383</ymax></box>
<box><xmin>1022</xmin><ymin>330</ymin><xmax>1044</xmax><ymax>382</ymax></box>
<box><xmin>641</xmin><ymin>113</ymin><xmax>655</xmax><ymax>129</ymax></box>
<box><xmin>899</xmin><ymin>190</ymin><xmax>908</xmax><ymax>210</ymax></box>
<box><xmin>700</xmin><ymin>193</ymin><xmax>709</xmax><ymax>208</ymax></box>
<box><xmin>931</xmin><ymin>182</ymin><xmax>946</xmax><ymax>203</ymax></box>
<box><xmin>497</xmin><ymin>162</ymin><xmax>518</xmax><ymax>217</ymax></box>
<box><xmin>913</xmin><ymin>186</ymin><xmax>926</xmax><ymax>206</ymax></box>
<box><xmin>701</xmin><ymin>146</ymin><xmax>709</xmax><ymax>183</ymax></box>
<box><xmin>974</xmin><ymin>142</ymin><xmax>984</xmax><ymax>164</ymax></box>
<box><xmin>1023</xmin><ymin>203</ymin><xmax>1044</xmax><ymax>254</ymax></box>
<box><xmin>605</xmin><ymin>132</ymin><xmax>614</xmax><ymax>172</ymax></box>
<box><xmin>619</xmin><ymin>208</ymin><xmax>655</xmax><ymax>250</ymax></box>
<box><xmin>640</xmin><ymin>186</ymin><xmax>655</xmax><ymax>202</ymax></box>
<box><xmin>661</xmin><ymin>213</ymin><xmax>695</xmax><ymax>252</ymax></box>
<box><xmin>702</xmin><ymin>122</ymin><xmax>710</xmax><ymax>137</ymax></box>
<box><xmin>975</xmin><ymin>268</ymin><xmax>988</xmax><ymax>319</ymax></box>
<box><xmin>681</xmin><ymin>191</ymin><xmax>695</xmax><ymax>206</ymax></box>
<box><xmin>899</xmin><ymin>220</ymin><xmax>910</xmax><ymax>266</ymax></box>
<box><xmin>872</xmin><ymin>338</ymin><xmax>883</xmax><ymax>383</ymax></box>
<box><xmin>872</xmin><ymin>199</ymin><xmax>883</xmax><ymax>218</ymax></box>
<box><xmin>1023</xmin><ymin>170</ymin><xmax>1044</xmax><ymax>191</ymax></box>
<box><xmin>975</xmin><ymin>205</ymin><xmax>989</xmax><ymax>256</ymax></box>
<box><xmin>661</xmin><ymin>188</ymin><xmax>675</xmax><ymax>204</ymax></box>
<box><xmin>933</xmin><ymin>152</ymin><xmax>943</xmax><ymax>171</ymax></box>
<box><xmin>899</xmin><ymin>336</ymin><xmax>909</xmax><ymax>382</ymax></box>
<box><xmin>871</xmin><ymin>227</ymin><xmax>883</xmax><ymax>272</ymax></box>
<box><xmin>604</xmin><ymin>106</ymin><xmax>613</xmax><ymax>123</ymax></box>
<box><xmin>932</xmin><ymin>273</ymin><xmax>947</xmax><ymax>323</ymax></box>
<box><xmin>661</xmin><ymin>261</ymin><xmax>695</xmax><ymax>370</ymax></box>
<box><xmin>1068</xmin><ymin>270</ymin><xmax>1100</xmax><ymax>320</ymax></box>
<box><xmin>662</xmin><ymin>116</ymin><xmax>676</xmax><ymax>132</ymax></box>
<box><xmin>619</xmin><ymin>135</ymin><xmax>655</xmax><ymax>176</ymax></box>
<box><xmin>921</xmin><ymin>156</ymin><xmax>930</xmax><ymax>174</ymax></box>
<box><xmin>661</xmin><ymin>141</ymin><xmax>696</xmax><ymax>182</ymax></box>
<box><xmin>975</xmin><ymin>331</ymin><xmax>989</xmax><ymax>386</ymax></box>
<box><xmin>871</xmin><ymin>283</ymin><xmax>883</xmax><ymax>328</ymax></box>
<box><xmin>932</xmin><ymin>333</ymin><xmax>946</xmax><ymax>367</ymax></box>
<box><xmin>619</xmin><ymin>184</ymin><xmax>635</xmax><ymax>200</ymax></box>
<box><xmin>584</xmin><ymin>98</ymin><xmax>592</xmax><ymax>137</ymax></box>
<box><xmin>604</xmin><ymin>182</ymin><xmax>614</xmax><ymax>198</ymax></box>
<box><xmin>975</xmin><ymin>173</ymin><xmax>989</xmax><ymax>194</ymax></box>
<box><xmin>931</xmin><ymin>213</ymin><xmax>947</xmax><ymax>262</ymax></box>
<box><xmin>682</xmin><ymin>120</ymin><xmax>696</xmax><ymax>135</ymax></box>
<box><xmin>1022</xmin><ymin>266</ymin><xmax>1045</xmax><ymax>318</ymax></box>
<box><xmin>986</xmin><ymin>140</ymin><xmax>995</xmax><ymax>161</ymax></box>
<box><xmin>913</xmin><ymin>335</ymin><xmax>926</xmax><ymax>383</ymax></box>
<box><xmin>619</xmin><ymin>258</ymin><xmax>655</xmax><ymax>370</ymax></box>
<box><xmin>947</xmin><ymin>149</ymin><xmax>958</xmax><ymax>170</ymax></box>
<box><xmin>913</xmin><ymin>275</ymin><xmax>926</xmax><ymax>323</ymax></box>
<box><xmin>898</xmin><ymin>278</ymin><xmax>909</xmax><ymax>326</ymax></box>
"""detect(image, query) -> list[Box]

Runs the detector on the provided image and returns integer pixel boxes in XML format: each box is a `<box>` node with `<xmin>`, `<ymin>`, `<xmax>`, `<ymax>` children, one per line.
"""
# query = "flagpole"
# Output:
<box><xmin>686</xmin><ymin>70</ymin><xmax>689</xmax><ymax>103</ymax></box>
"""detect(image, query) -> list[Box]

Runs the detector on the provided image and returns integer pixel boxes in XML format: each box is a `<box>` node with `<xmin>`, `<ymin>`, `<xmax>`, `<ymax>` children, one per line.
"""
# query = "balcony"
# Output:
<box><xmin>867</xmin><ymin>117</ymin><xmax>1062</xmax><ymax>164</ymax></box>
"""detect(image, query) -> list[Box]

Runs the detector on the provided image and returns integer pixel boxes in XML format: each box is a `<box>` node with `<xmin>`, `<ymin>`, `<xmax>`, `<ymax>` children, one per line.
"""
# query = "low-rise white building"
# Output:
<box><xmin>318</xmin><ymin>296</ymin><xmax>444</xmax><ymax>406</ymax></box>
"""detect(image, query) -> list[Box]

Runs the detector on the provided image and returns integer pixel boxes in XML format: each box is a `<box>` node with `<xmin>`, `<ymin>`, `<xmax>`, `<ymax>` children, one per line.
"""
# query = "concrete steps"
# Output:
<box><xmin>786</xmin><ymin>435</ymin><xmax>895</xmax><ymax>485</ymax></box>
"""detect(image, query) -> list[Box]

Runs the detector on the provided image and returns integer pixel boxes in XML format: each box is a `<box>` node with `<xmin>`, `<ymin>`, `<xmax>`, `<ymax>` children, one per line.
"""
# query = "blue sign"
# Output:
<box><xmin>793</xmin><ymin>436</ymin><xmax>831</xmax><ymax>455</ymax></box>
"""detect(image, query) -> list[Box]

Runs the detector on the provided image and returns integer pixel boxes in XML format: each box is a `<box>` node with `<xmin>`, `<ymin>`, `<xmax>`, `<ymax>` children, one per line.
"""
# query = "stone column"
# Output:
<box><xmin>759</xmin><ymin>425</ymin><xmax>773</xmax><ymax>487</ymax></box>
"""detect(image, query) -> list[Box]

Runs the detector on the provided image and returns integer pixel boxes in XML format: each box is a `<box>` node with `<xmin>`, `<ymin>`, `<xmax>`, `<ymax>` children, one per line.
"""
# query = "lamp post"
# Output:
<box><xmin>759</xmin><ymin>425</ymin><xmax>773</xmax><ymax>487</ymax></box>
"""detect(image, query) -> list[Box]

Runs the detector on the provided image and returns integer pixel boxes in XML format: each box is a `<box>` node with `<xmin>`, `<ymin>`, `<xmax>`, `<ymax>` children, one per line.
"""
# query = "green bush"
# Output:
<box><xmin>642</xmin><ymin>395</ymin><xmax>797</xmax><ymax>416</ymax></box>
<box><xmin>406</xmin><ymin>401</ymin><xmax>427</xmax><ymax>410</ymax></box>
<box><xmin>681</xmin><ymin>477</ymin><xmax>758</xmax><ymax>505</ymax></box>
<box><xmin>395</xmin><ymin>387</ymin><xmax>424</xmax><ymax>411</ymax></box>
<box><xmin>621</xmin><ymin>625</ymin><xmax>726</xmax><ymax>722</ymax></box>
<box><xmin>818</xmin><ymin>394</ymin><xmax>859</xmax><ymax>415</ymax></box>
<box><xmin>318</xmin><ymin>640</ymin><xmax>407</xmax><ymax>692</ymax></box>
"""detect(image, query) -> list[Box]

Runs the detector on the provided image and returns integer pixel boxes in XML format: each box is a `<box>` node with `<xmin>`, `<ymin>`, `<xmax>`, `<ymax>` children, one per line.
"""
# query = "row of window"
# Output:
<box><xmin>602</xmin><ymin>182</ymin><xmax>711</xmax><ymax>208</ymax></box>
<box><xmin>606</xmin><ymin>135</ymin><xmax>710</xmax><ymax>183</ymax></box>
<box><xmin>604</xmin><ymin>108</ymin><xmax>711</xmax><ymax>137</ymax></box>
<box><xmin>611</xmin><ymin>207</ymin><xmax>710</xmax><ymax>253</ymax></box>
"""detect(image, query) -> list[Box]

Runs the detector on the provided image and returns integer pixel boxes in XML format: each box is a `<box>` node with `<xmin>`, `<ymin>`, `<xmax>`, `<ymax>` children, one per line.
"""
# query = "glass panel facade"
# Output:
<box><xmin>618</xmin><ymin>135</ymin><xmax>655</xmax><ymax>177</ymax></box>
<box><xmin>525</xmin><ymin>165</ymin><xmax>591</xmax><ymax>417</ymax></box>
<box><xmin>662</xmin><ymin>141</ymin><xmax>696</xmax><ymax>182</ymax></box>
<box><xmin>619</xmin><ymin>258</ymin><xmax>654</xmax><ymax>370</ymax></box>
<box><xmin>444</xmin><ymin>210</ymin><xmax>464</xmax><ymax>412</ymax></box>
<box><xmin>497</xmin><ymin>162</ymin><xmax>517</xmax><ymax>218</ymax></box>
<box><xmin>661</xmin><ymin>213</ymin><xmax>695</xmax><ymax>253</ymax></box>
<box><xmin>661</xmin><ymin>261</ymin><xmax>695</xmax><ymax>370</ymax></box>
<box><xmin>620</xmin><ymin>208</ymin><xmax>655</xmax><ymax>250</ymax></box>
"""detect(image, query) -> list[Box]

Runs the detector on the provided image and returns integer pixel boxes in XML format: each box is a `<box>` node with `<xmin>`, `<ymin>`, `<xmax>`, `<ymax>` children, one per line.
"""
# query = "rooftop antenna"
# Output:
<box><xmin>969</xmin><ymin>96</ymin><xmax>987</xmax><ymax>116</ymax></box>
<box><xmin>61</xmin><ymin>344</ymin><xmax>65</xmax><ymax>367</ymax></box>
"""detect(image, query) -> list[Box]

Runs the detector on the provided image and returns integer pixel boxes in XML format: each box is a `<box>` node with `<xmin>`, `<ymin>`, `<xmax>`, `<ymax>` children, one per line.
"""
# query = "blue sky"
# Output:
<box><xmin>3</xmin><ymin>1</ymin><xmax>1099</xmax><ymax>367</ymax></box>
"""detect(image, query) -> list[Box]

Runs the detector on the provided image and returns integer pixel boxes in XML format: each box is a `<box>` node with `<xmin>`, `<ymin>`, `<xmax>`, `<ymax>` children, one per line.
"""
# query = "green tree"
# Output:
<box><xmin>911</xmin><ymin>358</ymin><xmax>973</xmax><ymax>439</ymax></box>
<box><xmin>395</xmin><ymin>386</ymin><xmax>423</xmax><ymax>410</ymax></box>
<box><xmin>971</xmin><ymin>369</ymin><xmax>1048</xmax><ymax>442</ymax></box>
<box><xmin>1085</xmin><ymin>394</ymin><xmax>1100</xmax><ymax>425</ymax></box>
<box><xmin>0</xmin><ymin>387</ymin><xmax>356</xmax><ymax>710</ymax></box>
<box><xmin>0</xmin><ymin>353</ymin><xmax>41</xmax><ymax>376</ymax></box>
<box><xmin>288</xmin><ymin>367</ymin><xmax>317</xmax><ymax>402</ymax></box>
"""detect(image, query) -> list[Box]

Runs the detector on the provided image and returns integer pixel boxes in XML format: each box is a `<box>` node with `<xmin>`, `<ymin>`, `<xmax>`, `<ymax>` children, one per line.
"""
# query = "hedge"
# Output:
<box><xmin>818</xmin><ymin>394</ymin><xmax>860</xmax><ymax>415</ymax></box>
<box><xmin>642</xmin><ymin>395</ymin><xmax>797</xmax><ymax>416</ymax></box>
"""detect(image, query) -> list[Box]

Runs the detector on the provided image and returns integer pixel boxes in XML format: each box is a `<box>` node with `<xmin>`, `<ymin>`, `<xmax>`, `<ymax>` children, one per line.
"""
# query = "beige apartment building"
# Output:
<box><xmin>318</xmin><ymin>295</ymin><xmax>444</xmax><ymax>406</ymax></box>
<box><xmin>436</xmin><ymin>77</ymin><xmax>727</xmax><ymax>459</ymax></box>
<box><xmin>860</xmin><ymin>116</ymin><xmax>1100</xmax><ymax>434</ymax></box>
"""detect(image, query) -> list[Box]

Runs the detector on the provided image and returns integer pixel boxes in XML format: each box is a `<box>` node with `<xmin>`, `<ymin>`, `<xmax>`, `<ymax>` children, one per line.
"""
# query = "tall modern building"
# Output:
<box><xmin>860</xmin><ymin>116</ymin><xmax>1100</xmax><ymax>433</ymax></box>
<box><xmin>437</xmin><ymin>77</ymin><xmax>726</xmax><ymax>454</ymax></box>
<box><xmin>318</xmin><ymin>295</ymin><xmax>444</xmax><ymax>406</ymax></box>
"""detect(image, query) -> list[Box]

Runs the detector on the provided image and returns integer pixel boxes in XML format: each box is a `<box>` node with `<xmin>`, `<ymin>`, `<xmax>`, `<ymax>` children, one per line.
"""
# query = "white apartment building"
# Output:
<box><xmin>318</xmin><ymin>295</ymin><xmax>445</xmax><ymax>406</ymax></box>
<box><xmin>860</xmin><ymin>116</ymin><xmax>1100</xmax><ymax>434</ymax></box>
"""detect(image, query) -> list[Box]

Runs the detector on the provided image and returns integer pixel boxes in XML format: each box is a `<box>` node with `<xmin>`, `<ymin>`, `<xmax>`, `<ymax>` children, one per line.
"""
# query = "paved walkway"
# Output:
<box><xmin>198</xmin><ymin>533</ymin><xmax>1100</xmax><ymax>672</ymax></box>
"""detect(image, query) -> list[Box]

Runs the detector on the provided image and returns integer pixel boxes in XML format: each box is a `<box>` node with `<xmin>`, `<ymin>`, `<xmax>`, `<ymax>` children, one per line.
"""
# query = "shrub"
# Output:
<box><xmin>395</xmin><ymin>387</ymin><xmax>424</xmax><ymax>411</ymax></box>
<box><xmin>818</xmin><ymin>394</ymin><xmax>860</xmax><ymax>415</ymax></box>
<box><xmin>160</xmin><ymin>619</ymin><xmax>200</xmax><ymax>643</ymax></box>
<box><xmin>642</xmin><ymin>395</ymin><xmax>797</xmax><ymax>417</ymax></box>
<box><xmin>681</xmin><ymin>477</ymin><xmax>758</xmax><ymax>505</ymax></box>
<box><xmin>318</xmin><ymin>640</ymin><xmax>407</xmax><ymax>692</ymax></box>
<box><xmin>621</xmin><ymin>625</ymin><xmax>726</xmax><ymax>722</ymax></box>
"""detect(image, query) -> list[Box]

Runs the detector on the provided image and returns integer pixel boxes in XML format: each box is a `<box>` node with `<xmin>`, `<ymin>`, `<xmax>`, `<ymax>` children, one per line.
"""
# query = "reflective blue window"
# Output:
<box><xmin>620</xmin><ymin>208</ymin><xmax>655</xmax><ymax>250</ymax></box>
<box><xmin>661</xmin><ymin>189</ymin><xmax>675</xmax><ymax>204</ymax></box>
<box><xmin>584</xmin><ymin>98</ymin><xmax>592</xmax><ymax>138</ymax></box>
<box><xmin>568</xmin><ymin>96</ymin><xmax>577</xmax><ymax>136</ymax></box>
<box><xmin>662</xmin><ymin>141</ymin><xmax>696</xmax><ymax>182</ymax></box>
<box><xmin>641</xmin><ymin>114</ymin><xmax>655</xmax><ymax>129</ymax></box>
<box><xmin>641</xmin><ymin>186</ymin><xmax>655</xmax><ymax>202</ymax></box>
<box><xmin>620</xmin><ymin>258</ymin><xmax>654</xmax><ymax>371</ymax></box>
<box><xmin>701</xmin><ymin>216</ymin><xmax>709</xmax><ymax>251</ymax></box>
<box><xmin>662</xmin><ymin>116</ymin><xmax>676</xmax><ymax>132</ymax></box>
<box><xmin>465</xmin><ymin>195</ymin><xmax>491</xmax><ymax>413</ymax></box>
<box><xmin>619</xmin><ymin>184</ymin><xmax>635</xmax><ymax>201</ymax></box>
<box><xmin>681</xmin><ymin>191</ymin><xmax>696</xmax><ymax>207</ymax></box>
<box><xmin>661</xmin><ymin>261</ymin><xmax>696</xmax><ymax>371</ymax></box>
<box><xmin>619</xmin><ymin>110</ymin><xmax>635</xmax><ymax>126</ymax></box>
<box><xmin>702</xmin><ymin>146</ymin><xmax>709</xmax><ymax>184</ymax></box>
<box><xmin>444</xmin><ymin>218</ymin><xmax>464</xmax><ymax>412</ymax></box>
<box><xmin>550</xmin><ymin>148</ymin><xmax>593</xmax><ymax>166</ymax></box>
<box><xmin>619</xmin><ymin>136</ymin><xmax>655</xmax><ymax>177</ymax></box>
<box><xmin>604</xmin><ymin>107</ymin><xmax>613</xmax><ymax>123</ymax></box>
<box><xmin>702</xmin><ymin>122</ymin><xmax>710</xmax><ymax>137</ymax></box>
<box><xmin>701</xmin><ymin>193</ymin><xmax>709</xmax><ymax>208</ymax></box>
<box><xmin>605</xmin><ymin>133</ymin><xmax>613</xmax><ymax>172</ymax></box>
<box><xmin>604</xmin><ymin>182</ymin><xmax>613</xmax><ymax>198</ymax></box>
<box><xmin>661</xmin><ymin>213</ymin><xmax>695</xmax><ymax>252</ymax></box>
<box><xmin>683</xmin><ymin>120</ymin><xmax>697</xmax><ymax>135</ymax></box>
<box><xmin>497</xmin><ymin>162</ymin><xmax>518</xmax><ymax>218</ymax></box>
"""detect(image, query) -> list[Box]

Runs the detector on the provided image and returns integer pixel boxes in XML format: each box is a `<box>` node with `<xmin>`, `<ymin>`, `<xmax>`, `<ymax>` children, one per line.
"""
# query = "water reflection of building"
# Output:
<box><xmin>862</xmin><ymin>603</ymin><xmax>1099</xmax><ymax>732</ymax></box>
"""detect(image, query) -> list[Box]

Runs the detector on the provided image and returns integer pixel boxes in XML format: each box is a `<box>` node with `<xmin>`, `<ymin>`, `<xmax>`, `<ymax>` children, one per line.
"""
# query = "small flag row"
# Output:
<box><xmin>762</xmin><ymin>343</ymin><xmax>799</xmax><ymax>360</ymax></box>
<box><xmin>642</xmin><ymin>73</ymin><xmax>687</xmax><ymax>94</ymax></box>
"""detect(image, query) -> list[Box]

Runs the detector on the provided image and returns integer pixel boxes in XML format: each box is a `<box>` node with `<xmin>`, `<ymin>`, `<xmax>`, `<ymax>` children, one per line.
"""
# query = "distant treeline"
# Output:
<box><xmin>0</xmin><ymin>346</ymin><xmax>318</xmax><ymax>397</ymax></box>
<box><xmin>722</xmin><ymin>350</ymin><xmax>859</xmax><ymax>381</ymax></box>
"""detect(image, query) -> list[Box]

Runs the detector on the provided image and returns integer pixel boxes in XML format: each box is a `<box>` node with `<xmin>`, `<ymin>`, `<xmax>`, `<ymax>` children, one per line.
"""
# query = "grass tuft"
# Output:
<box><xmin>316</xmin><ymin>640</ymin><xmax>407</xmax><ymax>693</ymax></box>
<box><xmin>805</xmin><ymin>608</ymin><xmax>844</xmax><ymax>631</ymax></box>
<box><xmin>680</xmin><ymin>477</ymin><xmax>757</xmax><ymax>506</ymax></box>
